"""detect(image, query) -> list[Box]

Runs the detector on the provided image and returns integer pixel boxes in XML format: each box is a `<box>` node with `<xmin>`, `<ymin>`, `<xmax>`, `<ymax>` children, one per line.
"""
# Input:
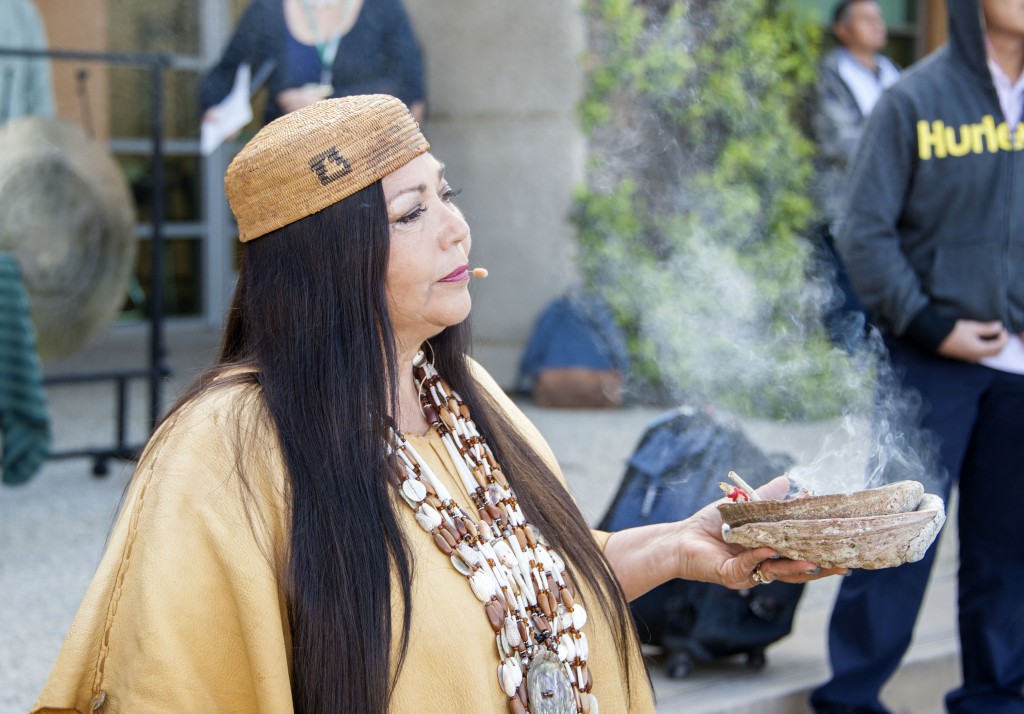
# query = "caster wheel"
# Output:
<box><xmin>665</xmin><ymin>652</ymin><xmax>694</xmax><ymax>679</ymax></box>
<box><xmin>746</xmin><ymin>650</ymin><xmax>766</xmax><ymax>670</ymax></box>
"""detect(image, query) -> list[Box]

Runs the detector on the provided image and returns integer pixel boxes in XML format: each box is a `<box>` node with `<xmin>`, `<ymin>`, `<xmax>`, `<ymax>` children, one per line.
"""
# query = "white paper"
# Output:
<box><xmin>980</xmin><ymin>334</ymin><xmax>1024</xmax><ymax>375</ymax></box>
<box><xmin>200</xmin><ymin>63</ymin><xmax>253</xmax><ymax>156</ymax></box>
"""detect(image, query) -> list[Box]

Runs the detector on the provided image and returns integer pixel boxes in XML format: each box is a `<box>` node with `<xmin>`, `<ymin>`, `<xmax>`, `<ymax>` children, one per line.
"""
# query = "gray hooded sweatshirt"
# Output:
<box><xmin>836</xmin><ymin>0</ymin><xmax>1024</xmax><ymax>351</ymax></box>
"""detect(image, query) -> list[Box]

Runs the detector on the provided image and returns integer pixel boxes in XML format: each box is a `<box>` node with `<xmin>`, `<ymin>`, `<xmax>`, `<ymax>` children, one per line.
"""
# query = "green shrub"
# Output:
<box><xmin>576</xmin><ymin>0</ymin><xmax>872</xmax><ymax>420</ymax></box>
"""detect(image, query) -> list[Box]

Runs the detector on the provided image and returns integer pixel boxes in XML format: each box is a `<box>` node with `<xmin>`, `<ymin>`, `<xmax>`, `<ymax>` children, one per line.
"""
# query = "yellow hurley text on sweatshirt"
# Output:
<box><xmin>917</xmin><ymin>115</ymin><xmax>1024</xmax><ymax>160</ymax></box>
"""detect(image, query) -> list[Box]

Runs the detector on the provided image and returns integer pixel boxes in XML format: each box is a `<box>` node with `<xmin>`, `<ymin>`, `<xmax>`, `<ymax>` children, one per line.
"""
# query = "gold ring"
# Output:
<box><xmin>751</xmin><ymin>563</ymin><xmax>768</xmax><ymax>585</ymax></box>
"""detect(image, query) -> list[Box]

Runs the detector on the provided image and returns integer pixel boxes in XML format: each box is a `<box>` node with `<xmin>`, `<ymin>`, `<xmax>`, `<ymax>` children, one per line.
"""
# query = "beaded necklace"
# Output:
<box><xmin>299</xmin><ymin>0</ymin><xmax>358</xmax><ymax>94</ymax></box>
<box><xmin>386</xmin><ymin>352</ymin><xmax>599</xmax><ymax>714</ymax></box>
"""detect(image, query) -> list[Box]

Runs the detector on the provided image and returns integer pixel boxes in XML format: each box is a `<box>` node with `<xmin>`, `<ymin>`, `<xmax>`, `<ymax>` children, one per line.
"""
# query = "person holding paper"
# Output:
<box><xmin>200</xmin><ymin>0</ymin><xmax>425</xmax><ymax>129</ymax></box>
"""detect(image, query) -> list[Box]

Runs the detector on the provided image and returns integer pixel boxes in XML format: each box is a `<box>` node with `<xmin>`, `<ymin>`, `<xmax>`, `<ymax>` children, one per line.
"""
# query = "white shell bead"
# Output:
<box><xmin>478</xmin><ymin>561</ymin><xmax>505</xmax><ymax>593</ymax></box>
<box><xmin>588</xmin><ymin>693</ymin><xmax>599</xmax><ymax>714</ymax></box>
<box><xmin>402</xmin><ymin>478</ymin><xmax>427</xmax><ymax>503</ymax></box>
<box><xmin>397</xmin><ymin>449</ymin><xmax>416</xmax><ymax>470</ymax></box>
<box><xmin>498</xmin><ymin>660</ymin><xmax>522</xmax><ymax>697</ymax></box>
<box><xmin>564</xmin><ymin>633</ymin><xmax>577</xmax><ymax>660</ymax></box>
<box><xmin>572</xmin><ymin>604</ymin><xmax>588</xmax><ymax>630</ymax></box>
<box><xmin>517</xmin><ymin>553</ymin><xmax>534</xmax><ymax>581</ymax></box>
<box><xmin>536</xmin><ymin>548</ymin><xmax>555</xmax><ymax>574</ymax></box>
<box><xmin>493</xmin><ymin>541</ymin><xmax>517</xmax><ymax>569</ymax></box>
<box><xmin>504</xmin><ymin>616</ymin><xmax>522</xmax><ymax>647</ymax></box>
<box><xmin>458</xmin><ymin>542</ymin><xmax>480</xmax><ymax>566</ymax></box>
<box><xmin>576</xmin><ymin>632</ymin><xmax>589</xmax><ymax>660</ymax></box>
<box><xmin>511</xmin><ymin>569</ymin><xmax>536</xmax><ymax>605</ymax></box>
<box><xmin>561</xmin><ymin>610</ymin><xmax>574</xmax><ymax>631</ymax></box>
<box><xmin>510</xmin><ymin>658</ymin><xmax>524</xmax><ymax>685</ymax></box>
<box><xmin>450</xmin><ymin>551</ymin><xmax>472</xmax><ymax>577</ymax></box>
<box><xmin>555</xmin><ymin>604</ymin><xmax>569</xmax><ymax>629</ymax></box>
<box><xmin>470</xmin><ymin>570</ymin><xmax>497</xmax><ymax>602</ymax></box>
<box><xmin>495</xmin><ymin>659</ymin><xmax>512</xmax><ymax>692</ymax></box>
<box><xmin>414</xmin><ymin>504</ymin><xmax>442</xmax><ymax>532</ymax></box>
<box><xmin>558</xmin><ymin>633</ymin><xmax>576</xmax><ymax>662</ymax></box>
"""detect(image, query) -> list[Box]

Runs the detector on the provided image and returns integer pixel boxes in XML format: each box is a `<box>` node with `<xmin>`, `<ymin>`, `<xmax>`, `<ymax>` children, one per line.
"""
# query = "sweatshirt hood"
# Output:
<box><xmin>948</xmin><ymin>0</ymin><xmax>991</xmax><ymax>81</ymax></box>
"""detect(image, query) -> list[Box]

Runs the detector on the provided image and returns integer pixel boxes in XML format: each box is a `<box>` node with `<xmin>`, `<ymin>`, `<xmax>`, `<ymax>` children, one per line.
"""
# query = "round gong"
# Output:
<box><xmin>0</xmin><ymin>116</ymin><xmax>136</xmax><ymax>362</ymax></box>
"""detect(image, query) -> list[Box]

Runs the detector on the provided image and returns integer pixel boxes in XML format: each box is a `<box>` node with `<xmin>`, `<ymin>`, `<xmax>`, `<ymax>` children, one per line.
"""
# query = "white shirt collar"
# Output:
<box><xmin>985</xmin><ymin>34</ymin><xmax>1024</xmax><ymax>128</ymax></box>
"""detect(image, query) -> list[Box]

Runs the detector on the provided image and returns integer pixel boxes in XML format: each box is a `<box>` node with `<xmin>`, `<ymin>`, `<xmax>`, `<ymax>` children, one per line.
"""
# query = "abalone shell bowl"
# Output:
<box><xmin>718</xmin><ymin>481</ymin><xmax>946</xmax><ymax>570</ymax></box>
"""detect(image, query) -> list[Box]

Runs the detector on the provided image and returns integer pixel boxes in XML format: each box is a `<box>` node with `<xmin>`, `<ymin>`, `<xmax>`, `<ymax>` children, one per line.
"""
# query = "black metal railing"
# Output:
<box><xmin>0</xmin><ymin>47</ymin><xmax>172</xmax><ymax>475</ymax></box>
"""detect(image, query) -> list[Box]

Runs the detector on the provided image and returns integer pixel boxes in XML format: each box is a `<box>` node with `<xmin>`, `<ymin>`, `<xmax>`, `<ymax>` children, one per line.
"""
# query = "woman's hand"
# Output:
<box><xmin>674</xmin><ymin>476</ymin><xmax>848</xmax><ymax>589</ymax></box>
<box><xmin>602</xmin><ymin>476</ymin><xmax>848</xmax><ymax>601</ymax></box>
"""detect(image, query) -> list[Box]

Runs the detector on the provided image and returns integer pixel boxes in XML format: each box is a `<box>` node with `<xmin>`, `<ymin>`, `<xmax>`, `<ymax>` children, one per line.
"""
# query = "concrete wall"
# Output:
<box><xmin>404</xmin><ymin>0</ymin><xmax>586</xmax><ymax>387</ymax></box>
<box><xmin>33</xmin><ymin>0</ymin><xmax>587</xmax><ymax>385</ymax></box>
<box><xmin>35</xmin><ymin>0</ymin><xmax>110</xmax><ymax>140</ymax></box>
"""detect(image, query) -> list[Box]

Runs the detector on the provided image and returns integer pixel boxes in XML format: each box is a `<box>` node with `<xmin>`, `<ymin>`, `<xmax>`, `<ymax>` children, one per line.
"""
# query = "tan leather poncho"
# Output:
<box><xmin>33</xmin><ymin>363</ymin><xmax>655</xmax><ymax>713</ymax></box>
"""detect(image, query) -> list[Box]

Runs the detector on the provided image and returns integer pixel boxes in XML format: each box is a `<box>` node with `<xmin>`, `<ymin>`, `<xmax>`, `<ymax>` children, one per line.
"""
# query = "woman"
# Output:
<box><xmin>33</xmin><ymin>96</ymin><xmax>842</xmax><ymax>714</ymax></box>
<box><xmin>200</xmin><ymin>0</ymin><xmax>425</xmax><ymax>126</ymax></box>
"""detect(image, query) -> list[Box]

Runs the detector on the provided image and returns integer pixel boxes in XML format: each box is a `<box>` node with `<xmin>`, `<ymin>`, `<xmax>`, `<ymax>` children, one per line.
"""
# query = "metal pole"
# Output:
<box><xmin>200</xmin><ymin>0</ymin><xmax>235</xmax><ymax>328</ymax></box>
<box><xmin>149</xmin><ymin>56</ymin><xmax>170</xmax><ymax>430</ymax></box>
<box><xmin>0</xmin><ymin>47</ymin><xmax>176</xmax><ymax>66</ymax></box>
<box><xmin>117</xmin><ymin>376</ymin><xmax>128</xmax><ymax>449</ymax></box>
<box><xmin>0</xmin><ymin>46</ymin><xmax>178</xmax><ymax>468</ymax></box>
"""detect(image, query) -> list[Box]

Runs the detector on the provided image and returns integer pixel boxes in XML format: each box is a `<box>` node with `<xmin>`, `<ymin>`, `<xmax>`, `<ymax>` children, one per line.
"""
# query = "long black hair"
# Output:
<box><xmin>174</xmin><ymin>181</ymin><xmax>641</xmax><ymax>711</ymax></box>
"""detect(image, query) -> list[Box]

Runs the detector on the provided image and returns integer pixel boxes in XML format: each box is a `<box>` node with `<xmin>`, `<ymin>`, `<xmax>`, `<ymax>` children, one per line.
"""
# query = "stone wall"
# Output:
<box><xmin>404</xmin><ymin>0</ymin><xmax>586</xmax><ymax>387</ymax></box>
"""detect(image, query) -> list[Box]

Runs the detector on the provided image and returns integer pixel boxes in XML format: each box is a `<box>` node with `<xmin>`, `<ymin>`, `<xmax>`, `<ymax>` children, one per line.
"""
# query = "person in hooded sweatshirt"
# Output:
<box><xmin>811</xmin><ymin>1</ymin><xmax>1024</xmax><ymax>712</ymax></box>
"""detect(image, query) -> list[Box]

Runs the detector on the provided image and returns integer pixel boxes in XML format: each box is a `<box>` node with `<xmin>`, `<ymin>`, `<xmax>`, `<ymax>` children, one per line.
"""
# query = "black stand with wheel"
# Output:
<box><xmin>0</xmin><ymin>47</ymin><xmax>172</xmax><ymax>476</ymax></box>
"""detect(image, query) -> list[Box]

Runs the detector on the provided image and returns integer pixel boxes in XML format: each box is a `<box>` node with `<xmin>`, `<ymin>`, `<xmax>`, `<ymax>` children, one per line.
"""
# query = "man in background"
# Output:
<box><xmin>811</xmin><ymin>0</ymin><xmax>1024</xmax><ymax>711</ymax></box>
<box><xmin>811</xmin><ymin>0</ymin><xmax>900</xmax><ymax>348</ymax></box>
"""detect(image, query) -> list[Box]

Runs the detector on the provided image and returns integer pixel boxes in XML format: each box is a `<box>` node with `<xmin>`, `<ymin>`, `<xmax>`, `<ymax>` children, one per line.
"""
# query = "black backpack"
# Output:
<box><xmin>598</xmin><ymin>406</ymin><xmax>805</xmax><ymax>678</ymax></box>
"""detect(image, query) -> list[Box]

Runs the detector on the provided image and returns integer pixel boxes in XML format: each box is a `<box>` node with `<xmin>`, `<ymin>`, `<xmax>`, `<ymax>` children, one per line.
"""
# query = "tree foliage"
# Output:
<box><xmin>575</xmin><ymin>0</ymin><xmax>871</xmax><ymax>419</ymax></box>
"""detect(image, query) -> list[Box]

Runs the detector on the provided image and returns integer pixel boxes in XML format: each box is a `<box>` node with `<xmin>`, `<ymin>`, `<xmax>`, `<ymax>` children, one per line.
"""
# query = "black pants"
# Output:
<box><xmin>812</xmin><ymin>221</ymin><xmax>868</xmax><ymax>352</ymax></box>
<box><xmin>811</xmin><ymin>337</ymin><xmax>1024</xmax><ymax>713</ymax></box>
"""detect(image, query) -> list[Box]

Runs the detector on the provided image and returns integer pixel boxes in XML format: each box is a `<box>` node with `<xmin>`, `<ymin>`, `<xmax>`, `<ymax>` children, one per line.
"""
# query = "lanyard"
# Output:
<box><xmin>300</xmin><ymin>0</ymin><xmax>355</xmax><ymax>86</ymax></box>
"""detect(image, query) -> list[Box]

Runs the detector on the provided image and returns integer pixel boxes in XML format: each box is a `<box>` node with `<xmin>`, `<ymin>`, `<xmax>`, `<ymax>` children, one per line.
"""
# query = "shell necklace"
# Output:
<box><xmin>386</xmin><ymin>352</ymin><xmax>599</xmax><ymax>714</ymax></box>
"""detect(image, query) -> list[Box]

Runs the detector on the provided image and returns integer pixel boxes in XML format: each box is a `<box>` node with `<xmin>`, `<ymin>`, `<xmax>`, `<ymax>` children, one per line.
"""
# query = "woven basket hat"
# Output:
<box><xmin>225</xmin><ymin>94</ymin><xmax>429</xmax><ymax>242</ymax></box>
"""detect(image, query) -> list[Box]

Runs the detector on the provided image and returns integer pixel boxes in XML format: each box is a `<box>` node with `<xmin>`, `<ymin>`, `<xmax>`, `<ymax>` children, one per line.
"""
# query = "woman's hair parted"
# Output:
<box><xmin>176</xmin><ymin>181</ymin><xmax>641</xmax><ymax>712</ymax></box>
